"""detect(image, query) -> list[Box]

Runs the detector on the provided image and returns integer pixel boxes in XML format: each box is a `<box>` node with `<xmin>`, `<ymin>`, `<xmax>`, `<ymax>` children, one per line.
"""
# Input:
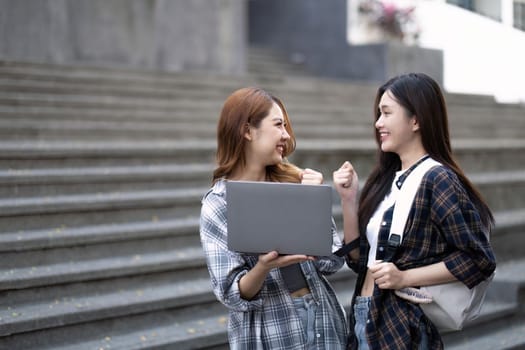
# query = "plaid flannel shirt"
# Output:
<box><xmin>347</xmin><ymin>163</ymin><xmax>496</xmax><ymax>350</ymax></box>
<box><xmin>200</xmin><ymin>180</ymin><xmax>348</xmax><ymax>350</ymax></box>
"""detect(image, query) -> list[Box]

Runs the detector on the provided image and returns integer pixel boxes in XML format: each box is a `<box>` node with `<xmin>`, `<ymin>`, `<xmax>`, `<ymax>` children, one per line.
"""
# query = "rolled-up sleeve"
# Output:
<box><xmin>314</xmin><ymin>220</ymin><xmax>345</xmax><ymax>274</ymax></box>
<box><xmin>433</xmin><ymin>172</ymin><xmax>496</xmax><ymax>288</ymax></box>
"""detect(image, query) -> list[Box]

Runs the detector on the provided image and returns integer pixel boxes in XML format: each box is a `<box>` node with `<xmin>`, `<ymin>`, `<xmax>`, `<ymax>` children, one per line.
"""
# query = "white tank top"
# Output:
<box><xmin>366</xmin><ymin>169</ymin><xmax>406</xmax><ymax>267</ymax></box>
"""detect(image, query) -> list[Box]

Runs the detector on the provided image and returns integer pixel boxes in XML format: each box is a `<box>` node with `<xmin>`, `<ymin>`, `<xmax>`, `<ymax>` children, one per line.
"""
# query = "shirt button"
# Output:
<box><xmin>381</xmin><ymin>221</ymin><xmax>387</xmax><ymax>226</ymax></box>
<box><xmin>366</xmin><ymin>319</ymin><xmax>370</xmax><ymax>324</ymax></box>
<box><xmin>378</xmin><ymin>247</ymin><xmax>384</xmax><ymax>252</ymax></box>
<box><xmin>316</xmin><ymin>334</ymin><xmax>321</xmax><ymax>338</ymax></box>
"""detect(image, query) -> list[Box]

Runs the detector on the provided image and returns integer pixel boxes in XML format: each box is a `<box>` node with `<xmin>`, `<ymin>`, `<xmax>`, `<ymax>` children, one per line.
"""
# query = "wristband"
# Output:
<box><xmin>334</xmin><ymin>237</ymin><xmax>360</xmax><ymax>257</ymax></box>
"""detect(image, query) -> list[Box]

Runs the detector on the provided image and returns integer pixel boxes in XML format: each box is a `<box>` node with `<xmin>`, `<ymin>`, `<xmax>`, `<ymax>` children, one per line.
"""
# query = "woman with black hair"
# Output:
<box><xmin>333</xmin><ymin>73</ymin><xmax>496</xmax><ymax>349</ymax></box>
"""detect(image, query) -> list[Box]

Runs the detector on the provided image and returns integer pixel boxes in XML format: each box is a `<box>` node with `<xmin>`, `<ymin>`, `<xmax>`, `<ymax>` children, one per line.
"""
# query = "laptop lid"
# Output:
<box><xmin>226</xmin><ymin>180</ymin><xmax>333</xmax><ymax>256</ymax></box>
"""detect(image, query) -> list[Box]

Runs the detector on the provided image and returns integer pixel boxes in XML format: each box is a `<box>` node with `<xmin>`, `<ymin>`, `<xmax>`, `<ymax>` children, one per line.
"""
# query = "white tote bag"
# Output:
<box><xmin>419</xmin><ymin>275</ymin><xmax>493</xmax><ymax>331</ymax></box>
<box><xmin>389</xmin><ymin>157</ymin><xmax>494</xmax><ymax>332</ymax></box>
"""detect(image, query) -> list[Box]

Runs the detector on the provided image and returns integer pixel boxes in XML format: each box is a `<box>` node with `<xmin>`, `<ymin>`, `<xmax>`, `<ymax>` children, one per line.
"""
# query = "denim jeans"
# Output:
<box><xmin>353</xmin><ymin>296</ymin><xmax>371</xmax><ymax>350</ymax></box>
<box><xmin>292</xmin><ymin>293</ymin><xmax>317</xmax><ymax>349</ymax></box>
<box><xmin>418</xmin><ymin>323</ymin><xmax>429</xmax><ymax>350</ymax></box>
<box><xmin>353</xmin><ymin>296</ymin><xmax>429</xmax><ymax>350</ymax></box>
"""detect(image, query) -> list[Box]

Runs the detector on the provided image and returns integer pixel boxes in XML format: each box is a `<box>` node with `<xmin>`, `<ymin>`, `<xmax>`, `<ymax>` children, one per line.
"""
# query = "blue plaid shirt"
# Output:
<box><xmin>200</xmin><ymin>180</ymin><xmax>348</xmax><ymax>349</ymax></box>
<box><xmin>347</xmin><ymin>163</ymin><xmax>496</xmax><ymax>350</ymax></box>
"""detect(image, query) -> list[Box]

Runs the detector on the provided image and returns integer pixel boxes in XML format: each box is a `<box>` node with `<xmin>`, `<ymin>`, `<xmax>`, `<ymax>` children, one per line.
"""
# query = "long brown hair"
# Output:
<box><xmin>359</xmin><ymin>73</ymin><xmax>494</xmax><ymax>232</ymax></box>
<box><xmin>212</xmin><ymin>87</ymin><xmax>302</xmax><ymax>184</ymax></box>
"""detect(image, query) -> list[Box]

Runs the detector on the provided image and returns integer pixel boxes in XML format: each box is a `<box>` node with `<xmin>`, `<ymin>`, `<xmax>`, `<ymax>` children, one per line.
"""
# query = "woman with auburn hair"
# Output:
<box><xmin>333</xmin><ymin>73</ymin><xmax>496</xmax><ymax>349</ymax></box>
<box><xmin>200</xmin><ymin>87</ymin><xmax>348</xmax><ymax>349</ymax></box>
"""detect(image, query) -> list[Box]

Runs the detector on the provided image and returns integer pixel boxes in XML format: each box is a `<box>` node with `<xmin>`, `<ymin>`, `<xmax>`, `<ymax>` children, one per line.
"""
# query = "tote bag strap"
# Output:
<box><xmin>389</xmin><ymin>157</ymin><xmax>442</xmax><ymax>245</ymax></box>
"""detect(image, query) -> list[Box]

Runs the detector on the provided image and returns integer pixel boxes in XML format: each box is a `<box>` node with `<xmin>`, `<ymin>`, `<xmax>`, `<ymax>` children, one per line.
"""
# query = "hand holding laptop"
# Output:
<box><xmin>259</xmin><ymin>251</ymin><xmax>315</xmax><ymax>269</ymax></box>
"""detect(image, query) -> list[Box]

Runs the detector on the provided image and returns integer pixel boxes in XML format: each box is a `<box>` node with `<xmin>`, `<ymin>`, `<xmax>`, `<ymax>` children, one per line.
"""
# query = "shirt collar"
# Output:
<box><xmin>395</xmin><ymin>154</ymin><xmax>430</xmax><ymax>189</ymax></box>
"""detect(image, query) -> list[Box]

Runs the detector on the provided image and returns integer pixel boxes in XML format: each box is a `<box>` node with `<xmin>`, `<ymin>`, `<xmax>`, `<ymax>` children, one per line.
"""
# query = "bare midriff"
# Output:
<box><xmin>360</xmin><ymin>269</ymin><xmax>375</xmax><ymax>296</ymax></box>
<box><xmin>290</xmin><ymin>287</ymin><xmax>311</xmax><ymax>298</ymax></box>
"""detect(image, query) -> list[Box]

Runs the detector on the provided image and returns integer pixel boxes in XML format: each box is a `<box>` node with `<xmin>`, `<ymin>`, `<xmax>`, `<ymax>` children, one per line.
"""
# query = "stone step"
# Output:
<box><xmin>0</xmin><ymin>96</ymin><xmax>387</xmax><ymax>133</ymax></box>
<box><xmin>0</xmin><ymin>58</ymin><xmax>506</xmax><ymax>108</ymax></box>
<box><xmin>1</xmin><ymin>89</ymin><xmax>522</xmax><ymax>126</ymax></box>
<box><xmin>1</xmin><ymin>75</ymin><xmax>355</xmax><ymax>106</ymax></box>
<box><xmin>0</xmin><ymin>186</ymin><xmax>204</xmax><ymax>218</ymax></box>
<box><xmin>0</xmin><ymin>236</ymin><xmax>204</xmax><ymax>291</ymax></box>
<box><xmin>10</xmin><ymin>80</ymin><xmax>512</xmax><ymax>134</ymax></box>
<box><xmin>0</xmin><ymin>187</ymin><xmax>204</xmax><ymax>233</ymax></box>
<box><xmin>0</xmin><ymin>199</ymin><xmax>521</xmax><ymax>261</ymax></box>
<box><xmin>2</xmin><ymin>138</ymin><xmax>525</xmax><ymax>173</ymax></box>
<box><xmin>470</xmin><ymin>170</ymin><xmax>525</xmax><ymax>212</ymax></box>
<box><xmin>0</xmin><ymin>145</ymin><xmax>521</xmax><ymax>198</ymax></box>
<box><xmin>0</xmin><ymin>191</ymin><xmax>525</xmax><ymax>251</ymax></box>
<box><xmin>0</xmin><ymin>105</ymin><xmax>219</xmax><ymax>123</ymax></box>
<box><xmin>0</xmin><ymin>198</ymin><xmax>521</xmax><ymax>282</ymax></box>
<box><xmin>1</xmin><ymin>258</ymin><xmax>518</xmax><ymax>350</ymax></box>
<box><xmin>491</xmin><ymin>208</ymin><xmax>525</xmax><ymax>262</ymax></box>
<box><xmin>0</xmin><ymin>268</ymin><xmax>355</xmax><ymax>349</ymax></box>
<box><xmin>0</xmin><ymin>163</ymin><xmax>212</xmax><ymax>196</ymax></box>
<box><xmin>4</xmin><ymin>59</ymin><xmax>521</xmax><ymax>125</ymax></box>
<box><xmin>0</xmin><ymin>82</ymin><xmax>372</xmax><ymax>120</ymax></box>
<box><xmin>0</xmin><ymin>266</ymin><xmax>355</xmax><ymax>338</ymax></box>
<box><xmin>1</xmin><ymin>163</ymin><xmax>523</xmax><ymax>214</ymax></box>
<box><xmin>1</xmin><ymin>66</ymin><xmax>522</xmax><ymax>121</ymax></box>
<box><xmin>0</xmin><ymin>194</ymin><xmax>202</xmax><ymax>233</ymax></box>
<box><xmin>0</xmin><ymin>91</ymin><xmax>224</xmax><ymax>113</ymax></box>
<box><xmin>0</xmin><ymin>163</ymin><xmax>211</xmax><ymax>185</ymax></box>
<box><xmin>0</xmin><ymin>139</ymin><xmax>218</xmax><ymax>167</ymax></box>
<box><xmin>0</xmin><ymin>268</ymin><xmax>214</xmax><ymax>337</ymax></box>
<box><xmin>445</xmin><ymin>316</ymin><xmax>525</xmax><ymax>350</ymax></box>
<box><xmin>247</xmin><ymin>46</ymin><xmax>313</xmax><ymax>76</ymax></box>
<box><xmin>491</xmin><ymin>258</ymin><xmax>525</xmax><ymax>285</ymax></box>
<box><xmin>0</xmin><ymin>116</ymin><xmax>373</xmax><ymax>141</ymax></box>
<box><xmin>0</xmin><ymin>205</ymin><xmax>520</xmax><ymax>287</ymax></box>
<box><xmin>0</xmin><ymin>301</ymin><xmax>230</xmax><ymax>350</ymax></box>
<box><xmin>0</xmin><ymin>77</ymin><xmax>232</xmax><ymax>101</ymax></box>
<box><xmin>0</xmin><ymin>147</ymin><xmax>521</xmax><ymax>234</ymax></box>
<box><xmin>289</xmin><ymin>138</ymin><xmax>525</xmax><ymax>175</ymax></box>
<box><xmin>443</xmin><ymin>258</ymin><xmax>525</xmax><ymax>349</ymax></box>
<box><xmin>0</xmin><ymin>216</ymin><xmax>199</xmax><ymax>252</ymax></box>
<box><xmin>0</xmin><ymin>59</ymin><xmax>250</xmax><ymax>92</ymax></box>
<box><xmin>1</xmin><ymin>111</ymin><xmax>522</xmax><ymax>140</ymax></box>
<box><xmin>0</xmin><ymin>59</ymin><xmax>380</xmax><ymax>104</ymax></box>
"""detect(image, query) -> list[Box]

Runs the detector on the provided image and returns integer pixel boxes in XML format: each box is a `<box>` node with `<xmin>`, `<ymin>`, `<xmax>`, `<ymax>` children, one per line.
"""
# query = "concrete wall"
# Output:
<box><xmin>248</xmin><ymin>0</ymin><xmax>443</xmax><ymax>85</ymax></box>
<box><xmin>0</xmin><ymin>0</ymin><xmax>246</xmax><ymax>74</ymax></box>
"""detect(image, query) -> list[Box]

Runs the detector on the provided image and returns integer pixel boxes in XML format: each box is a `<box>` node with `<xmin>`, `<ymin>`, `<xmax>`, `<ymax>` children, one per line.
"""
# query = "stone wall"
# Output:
<box><xmin>0</xmin><ymin>0</ymin><xmax>246</xmax><ymax>74</ymax></box>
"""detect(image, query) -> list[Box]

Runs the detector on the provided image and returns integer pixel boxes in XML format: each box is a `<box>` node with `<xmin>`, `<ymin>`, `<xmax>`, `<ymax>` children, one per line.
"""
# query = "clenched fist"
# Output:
<box><xmin>301</xmin><ymin>168</ymin><xmax>324</xmax><ymax>185</ymax></box>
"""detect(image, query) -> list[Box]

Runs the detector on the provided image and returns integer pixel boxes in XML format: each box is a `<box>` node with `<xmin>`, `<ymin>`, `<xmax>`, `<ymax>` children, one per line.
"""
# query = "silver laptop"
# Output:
<box><xmin>226</xmin><ymin>180</ymin><xmax>333</xmax><ymax>256</ymax></box>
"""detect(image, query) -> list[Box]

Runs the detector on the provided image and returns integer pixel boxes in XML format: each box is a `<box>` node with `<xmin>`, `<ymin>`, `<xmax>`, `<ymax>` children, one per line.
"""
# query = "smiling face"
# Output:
<box><xmin>245</xmin><ymin>102</ymin><xmax>290</xmax><ymax>169</ymax></box>
<box><xmin>375</xmin><ymin>90</ymin><xmax>421</xmax><ymax>158</ymax></box>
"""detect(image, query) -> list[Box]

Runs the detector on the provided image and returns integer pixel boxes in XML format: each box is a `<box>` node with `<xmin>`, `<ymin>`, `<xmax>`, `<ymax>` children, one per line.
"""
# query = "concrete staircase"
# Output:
<box><xmin>0</xmin><ymin>48</ymin><xmax>524</xmax><ymax>349</ymax></box>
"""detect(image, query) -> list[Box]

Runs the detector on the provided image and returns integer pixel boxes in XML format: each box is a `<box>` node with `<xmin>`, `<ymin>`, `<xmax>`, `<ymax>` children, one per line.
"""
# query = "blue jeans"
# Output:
<box><xmin>353</xmin><ymin>296</ymin><xmax>429</xmax><ymax>350</ymax></box>
<box><xmin>292</xmin><ymin>293</ymin><xmax>317</xmax><ymax>349</ymax></box>
<box><xmin>353</xmin><ymin>296</ymin><xmax>371</xmax><ymax>350</ymax></box>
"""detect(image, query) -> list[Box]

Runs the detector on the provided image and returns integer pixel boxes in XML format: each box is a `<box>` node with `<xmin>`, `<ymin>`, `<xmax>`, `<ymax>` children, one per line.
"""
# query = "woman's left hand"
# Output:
<box><xmin>369</xmin><ymin>260</ymin><xmax>406</xmax><ymax>290</ymax></box>
<box><xmin>301</xmin><ymin>168</ymin><xmax>323</xmax><ymax>185</ymax></box>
